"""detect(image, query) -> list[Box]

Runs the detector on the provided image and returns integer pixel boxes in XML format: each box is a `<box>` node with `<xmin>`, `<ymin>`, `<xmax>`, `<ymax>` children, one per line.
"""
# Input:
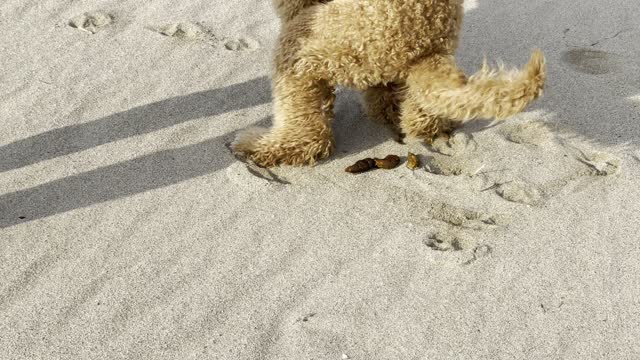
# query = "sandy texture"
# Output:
<box><xmin>1</xmin><ymin>0</ymin><xmax>640</xmax><ymax>359</ymax></box>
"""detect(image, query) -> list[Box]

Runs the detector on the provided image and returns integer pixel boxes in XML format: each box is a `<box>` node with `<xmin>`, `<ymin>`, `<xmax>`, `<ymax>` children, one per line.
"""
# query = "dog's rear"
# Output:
<box><xmin>233</xmin><ymin>0</ymin><xmax>546</xmax><ymax>166</ymax></box>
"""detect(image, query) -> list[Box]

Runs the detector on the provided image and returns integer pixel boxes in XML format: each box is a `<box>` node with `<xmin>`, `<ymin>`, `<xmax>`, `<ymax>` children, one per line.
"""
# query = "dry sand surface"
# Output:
<box><xmin>1</xmin><ymin>0</ymin><xmax>640</xmax><ymax>359</ymax></box>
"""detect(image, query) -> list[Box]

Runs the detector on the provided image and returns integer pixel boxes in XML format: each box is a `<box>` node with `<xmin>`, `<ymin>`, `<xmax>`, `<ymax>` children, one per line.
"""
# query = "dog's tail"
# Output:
<box><xmin>406</xmin><ymin>50</ymin><xmax>546</xmax><ymax>123</ymax></box>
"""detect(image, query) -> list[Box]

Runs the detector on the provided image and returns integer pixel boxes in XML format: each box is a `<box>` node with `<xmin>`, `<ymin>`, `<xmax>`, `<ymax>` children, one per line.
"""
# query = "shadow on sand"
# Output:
<box><xmin>0</xmin><ymin>79</ymin><xmax>387</xmax><ymax>228</ymax></box>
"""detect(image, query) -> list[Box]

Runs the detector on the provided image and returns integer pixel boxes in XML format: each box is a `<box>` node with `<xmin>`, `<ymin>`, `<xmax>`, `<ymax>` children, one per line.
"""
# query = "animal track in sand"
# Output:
<box><xmin>430</xmin><ymin>132</ymin><xmax>477</xmax><ymax>156</ymax></box>
<box><xmin>224</xmin><ymin>38</ymin><xmax>259</xmax><ymax>51</ymax></box>
<box><xmin>294</xmin><ymin>312</ymin><xmax>317</xmax><ymax>324</ymax></box>
<box><xmin>500</xmin><ymin>121</ymin><xmax>553</xmax><ymax>145</ymax></box>
<box><xmin>478</xmin><ymin>119</ymin><xmax>623</xmax><ymax>204</ymax></box>
<box><xmin>418</xmin><ymin>120</ymin><xmax>623</xmax><ymax>260</ymax></box>
<box><xmin>152</xmin><ymin>22</ymin><xmax>217</xmax><ymax>41</ymax></box>
<box><xmin>430</xmin><ymin>202</ymin><xmax>509</xmax><ymax>229</ymax></box>
<box><xmin>489</xmin><ymin>155</ymin><xmax>620</xmax><ymax>205</ymax></box>
<box><xmin>495</xmin><ymin>180</ymin><xmax>543</xmax><ymax>206</ymax></box>
<box><xmin>422</xmin><ymin>203</ymin><xmax>503</xmax><ymax>260</ymax></box>
<box><xmin>149</xmin><ymin>22</ymin><xmax>259</xmax><ymax>51</ymax></box>
<box><xmin>68</xmin><ymin>11</ymin><xmax>114</xmax><ymax>34</ymax></box>
<box><xmin>489</xmin><ymin>147</ymin><xmax>621</xmax><ymax>204</ymax></box>
<box><xmin>462</xmin><ymin>245</ymin><xmax>493</xmax><ymax>265</ymax></box>
<box><xmin>424</xmin><ymin>155</ymin><xmax>483</xmax><ymax>176</ymax></box>
<box><xmin>485</xmin><ymin>140</ymin><xmax>622</xmax><ymax>202</ymax></box>
<box><xmin>423</xmin><ymin>231</ymin><xmax>471</xmax><ymax>251</ymax></box>
<box><xmin>575</xmin><ymin>151</ymin><xmax>621</xmax><ymax>176</ymax></box>
<box><xmin>541</xmin><ymin>150</ymin><xmax>622</xmax><ymax>195</ymax></box>
<box><xmin>422</xmin><ymin>132</ymin><xmax>486</xmax><ymax>176</ymax></box>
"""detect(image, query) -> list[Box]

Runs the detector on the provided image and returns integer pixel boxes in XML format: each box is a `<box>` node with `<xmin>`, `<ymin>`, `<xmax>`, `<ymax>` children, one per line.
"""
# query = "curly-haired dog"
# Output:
<box><xmin>232</xmin><ymin>0</ymin><xmax>546</xmax><ymax>167</ymax></box>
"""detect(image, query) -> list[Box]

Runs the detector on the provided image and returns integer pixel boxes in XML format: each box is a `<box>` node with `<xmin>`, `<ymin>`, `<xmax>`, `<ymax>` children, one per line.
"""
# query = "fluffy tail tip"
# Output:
<box><xmin>526</xmin><ymin>49</ymin><xmax>546</xmax><ymax>97</ymax></box>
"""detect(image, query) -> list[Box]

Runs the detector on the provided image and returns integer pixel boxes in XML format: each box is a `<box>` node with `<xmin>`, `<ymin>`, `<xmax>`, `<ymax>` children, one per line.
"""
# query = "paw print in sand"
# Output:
<box><xmin>149</xmin><ymin>22</ymin><xmax>259</xmax><ymax>51</ymax></box>
<box><xmin>69</xmin><ymin>12</ymin><xmax>114</xmax><ymax>34</ymax></box>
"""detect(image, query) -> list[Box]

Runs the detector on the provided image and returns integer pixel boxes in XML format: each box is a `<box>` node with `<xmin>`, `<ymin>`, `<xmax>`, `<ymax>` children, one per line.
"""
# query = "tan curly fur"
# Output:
<box><xmin>232</xmin><ymin>0</ymin><xmax>546</xmax><ymax>167</ymax></box>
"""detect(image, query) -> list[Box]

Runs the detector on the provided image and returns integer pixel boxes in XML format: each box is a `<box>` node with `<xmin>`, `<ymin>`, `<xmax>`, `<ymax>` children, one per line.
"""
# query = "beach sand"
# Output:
<box><xmin>1</xmin><ymin>0</ymin><xmax>640</xmax><ymax>358</ymax></box>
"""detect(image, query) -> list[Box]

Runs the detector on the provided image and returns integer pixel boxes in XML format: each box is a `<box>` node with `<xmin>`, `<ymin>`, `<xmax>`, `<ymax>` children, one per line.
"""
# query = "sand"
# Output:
<box><xmin>1</xmin><ymin>0</ymin><xmax>640</xmax><ymax>359</ymax></box>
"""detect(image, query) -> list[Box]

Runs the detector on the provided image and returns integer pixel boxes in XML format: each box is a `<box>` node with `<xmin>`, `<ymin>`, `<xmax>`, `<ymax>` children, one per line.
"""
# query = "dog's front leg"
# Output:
<box><xmin>232</xmin><ymin>72</ymin><xmax>335</xmax><ymax>167</ymax></box>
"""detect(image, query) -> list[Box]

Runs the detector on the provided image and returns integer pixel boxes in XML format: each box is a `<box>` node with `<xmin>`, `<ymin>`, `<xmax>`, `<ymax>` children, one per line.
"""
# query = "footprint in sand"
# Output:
<box><xmin>500</xmin><ymin>121</ymin><xmax>553</xmax><ymax>146</ymax></box>
<box><xmin>224</xmin><ymin>38</ymin><xmax>260</xmax><ymax>51</ymax></box>
<box><xmin>424</xmin><ymin>154</ymin><xmax>483</xmax><ymax>176</ymax></box>
<box><xmin>423</xmin><ymin>231</ymin><xmax>472</xmax><ymax>251</ymax></box>
<box><xmin>488</xmin><ymin>150</ymin><xmax>621</xmax><ymax>204</ymax></box>
<box><xmin>495</xmin><ymin>180</ymin><xmax>544</xmax><ymax>206</ymax></box>
<box><xmin>153</xmin><ymin>22</ymin><xmax>217</xmax><ymax>41</ymax></box>
<box><xmin>150</xmin><ymin>22</ymin><xmax>259</xmax><ymax>51</ymax></box>
<box><xmin>423</xmin><ymin>231</ymin><xmax>494</xmax><ymax>266</ymax></box>
<box><xmin>423</xmin><ymin>132</ymin><xmax>485</xmax><ymax>176</ymax></box>
<box><xmin>423</xmin><ymin>204</ymin><xmax>504</xmax><ymax>260</ymax></box>
<box><xmin>430</xmin><ymin>202</ymin><xmax>509</xmax><ymax>229</ymax></box>
<box><xmin>68</xmin><ymin>11</ymin><xmax>114</xmax><ymax>34</ymax></box>
<box><xmin>430</xmin><ymin>132</ymin><xmax>478</xmax><ymax>156</ymax></box>
<box><xmin>462</xmin><ymin>244</ymin><xmax>493</xmax><ymax>265</ymax></box>
<box><xmin>494</xmin><ymin>146</ymin><xmax>620</xmax><ymax>202</ymax></box>
<box><xmin>576</xmin><ymin>151</ymin><xmax>621</xmax><ymax>176</ymax></box>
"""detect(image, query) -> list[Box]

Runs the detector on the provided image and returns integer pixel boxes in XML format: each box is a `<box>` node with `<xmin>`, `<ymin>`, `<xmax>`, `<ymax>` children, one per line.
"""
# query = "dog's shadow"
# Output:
<box><xmin>0</xmin><ymin>81</ymin><xmax>385</xmax><ymax>229</ymax></box>
<box><xmin>0</xmin><ymin>77</ymin><xmax>273</xmax><ymax>228</ymax></box>
<box><xmin>331</xmin><ymin>88</ymin><xmax>394</xmax><ymax>159</ymax></box>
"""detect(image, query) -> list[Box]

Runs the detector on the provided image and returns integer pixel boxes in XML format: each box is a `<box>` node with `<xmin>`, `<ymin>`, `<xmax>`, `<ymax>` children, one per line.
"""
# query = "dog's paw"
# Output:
<box><xmin>231</xmin><ymin>127</ymin><xmax>269</xmax><ymax>153</ymax></box>
<box><xmin>231</xmin><ymin>127</ymin><xmax>332</xmax><ymax>167</ymax></box>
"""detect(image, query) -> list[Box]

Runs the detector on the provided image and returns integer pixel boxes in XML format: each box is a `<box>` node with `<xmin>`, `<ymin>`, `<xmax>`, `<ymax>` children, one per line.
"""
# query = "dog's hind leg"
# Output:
<box><xmin>363</xmin><ymin>83</ymin><xmax>405</xmax><ymax>141</ymax></box>
<box><xmin>399</xmin><ymin>97</ymin><xmax>455</xmax><ymax>142</ymax></box>
<box><xmin>399</xmin><ymin>51</ymin><xmax>546</xmax><ymax>141</ymax></box>
<box><xmin>232</xmin><ymin>72</ymin><xmax>335</xmax><ymax>167</ymax></box>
